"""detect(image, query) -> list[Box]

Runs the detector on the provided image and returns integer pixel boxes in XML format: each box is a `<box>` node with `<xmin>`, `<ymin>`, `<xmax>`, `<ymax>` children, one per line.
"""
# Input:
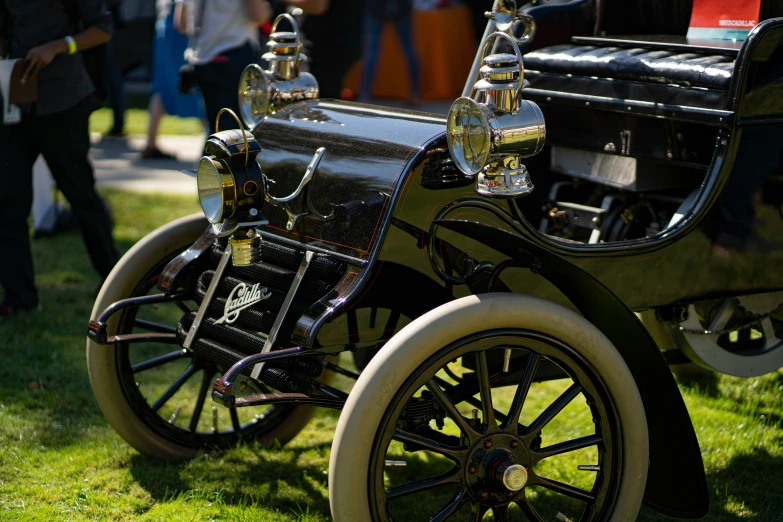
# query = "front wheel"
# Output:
<box><xmin>329</xmin><ymin>294</ymin><xmax>648</xmax><ymax>522</ymax></box>
<box><xmin>87</xmin><ymin>214</ymin><xmax>322</xmax><ymax>460</ymax></box>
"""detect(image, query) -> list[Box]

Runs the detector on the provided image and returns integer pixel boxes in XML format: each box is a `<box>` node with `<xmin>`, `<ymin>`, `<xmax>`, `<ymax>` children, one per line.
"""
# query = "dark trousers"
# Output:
<box><xmin>310</xmin><ymin>51</ymin><xmax>356</xmax><ymax>99</ymax></box>
<box><xmin>107</xmin><ymin>39</ymin><xmax>127</xmax><ymax>133</ymax></box>
<box><xmin>194</xmin><ymin>42</ymin><xmax>258</xmax><ymax>135</ymax></box>
<box><xmin>0</xmin><ymin>96</ymin><xmax>119</xmax><ymax>307</ymax></box>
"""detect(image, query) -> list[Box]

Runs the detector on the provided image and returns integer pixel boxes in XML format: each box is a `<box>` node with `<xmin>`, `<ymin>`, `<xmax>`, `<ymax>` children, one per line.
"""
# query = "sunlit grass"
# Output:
<box><xmin>89</xmin><ymin>108</ymin><xmax>204</xmax><ymax>137</ymax></box>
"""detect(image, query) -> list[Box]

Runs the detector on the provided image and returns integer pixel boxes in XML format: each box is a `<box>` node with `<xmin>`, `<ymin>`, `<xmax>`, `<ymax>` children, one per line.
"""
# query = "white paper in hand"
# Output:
<box><xmin>0</xmin><ymin>59</ymin><xmax>22</xmax><ymax>125</ymax></box>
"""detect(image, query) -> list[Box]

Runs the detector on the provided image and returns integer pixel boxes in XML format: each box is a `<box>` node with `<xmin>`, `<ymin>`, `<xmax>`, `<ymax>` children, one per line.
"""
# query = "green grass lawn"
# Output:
<box><xmin>89</xmin><ymin>108</ymin><xmax>204</xmax><ymax>137</ymax></box>
<box><xmin>1</xmin><ymin>190</ymin><xmax>782</xmax><ymax>521</ymax></box>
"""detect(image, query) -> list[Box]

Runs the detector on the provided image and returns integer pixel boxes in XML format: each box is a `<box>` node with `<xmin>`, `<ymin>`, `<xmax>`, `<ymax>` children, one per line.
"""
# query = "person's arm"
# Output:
<box><xmin>174</xmin><ymin>1</ymin><xmax>189</xmax><ymax>34</ymax></box>
<box><xmin>245</xmin><ymin>0</ymin><xmax>272</xmax><ymax>24</ymax></box>
<box><xmin>0</xmin><ymin>2</ymin><xmax>10</xmax><ymax>58</ymax></box>
<box><xmin>281</xmin><ymin>0</ymin><xmax>328</xmax><ymax>16</ymax></box>
<box><xmin>22</xmin><ymin>0</ymin><xmax>112</xmax><ymax>79</ymax></box>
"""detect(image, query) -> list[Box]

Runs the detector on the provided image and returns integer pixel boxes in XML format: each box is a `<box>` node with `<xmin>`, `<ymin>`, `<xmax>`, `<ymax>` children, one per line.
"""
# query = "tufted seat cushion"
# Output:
<box><xmin>524</xmin><ymin>44</ymin><xmax>736</xmax><ymax>90</ymax></box>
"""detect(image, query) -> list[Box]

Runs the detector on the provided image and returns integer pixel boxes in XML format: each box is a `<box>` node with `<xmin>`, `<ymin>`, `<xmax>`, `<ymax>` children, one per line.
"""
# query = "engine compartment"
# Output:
<box><xmin>515</xmin><ymin>103</ymin><xmax>719</xmax><ymax>244</ymax></box>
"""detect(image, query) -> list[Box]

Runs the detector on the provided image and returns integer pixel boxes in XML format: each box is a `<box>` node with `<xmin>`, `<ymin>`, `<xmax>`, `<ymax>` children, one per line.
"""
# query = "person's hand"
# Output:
<box><xmin>22</xmin><ymin>40</ymin><xmax>66</xmax><ymax>82</ymax></box>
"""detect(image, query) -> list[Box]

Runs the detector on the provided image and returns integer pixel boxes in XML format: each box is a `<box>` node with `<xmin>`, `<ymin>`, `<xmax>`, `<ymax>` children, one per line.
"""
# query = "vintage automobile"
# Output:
<box><xmin>87</xmin><ymin>1</ymin><xmax>783</xmax><ymax>520</ymax></box>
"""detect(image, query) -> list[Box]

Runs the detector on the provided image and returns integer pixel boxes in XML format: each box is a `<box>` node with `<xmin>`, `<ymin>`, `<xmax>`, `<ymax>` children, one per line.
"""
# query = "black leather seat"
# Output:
<box><xmin>524</xmin><ymin>44</ymin><xmax>735</xmax><ymax>90</ymax></box>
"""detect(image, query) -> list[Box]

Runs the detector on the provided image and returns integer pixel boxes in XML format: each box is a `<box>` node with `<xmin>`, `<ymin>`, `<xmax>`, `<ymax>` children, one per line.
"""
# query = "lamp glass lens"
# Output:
<box><xmin>197</xmin><ymin>157</ymin><xmax>226</xmax><ymax>224</ymax></box>
<box><xmin>446</xmin><ymin>97</ymin><xmax>490</xmax><ymax>175</ymax></box>
<box><xmin>238</xmin><ymin>64</ymin><xmax>269</xmax><ymax>128</ymax></box>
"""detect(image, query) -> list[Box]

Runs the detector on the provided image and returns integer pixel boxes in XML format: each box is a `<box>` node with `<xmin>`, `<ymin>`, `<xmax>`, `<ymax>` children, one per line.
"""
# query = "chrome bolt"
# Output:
<box><xmin>468</xmin><ymin>465</ymin><xmax>477</xmax><ymax>474</ymax></box>
<box><xmin>484</xmin><ymin>440</ymin><xmax>492</xmax><ymax>449</ymax></box>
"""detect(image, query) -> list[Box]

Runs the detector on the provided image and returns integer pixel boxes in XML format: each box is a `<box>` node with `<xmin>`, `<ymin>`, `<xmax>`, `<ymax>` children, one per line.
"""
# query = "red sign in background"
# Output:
<box><xmin>688</xmin><ymin>0</ymin><xmax>761</xmax><ymax>39</ymax></box>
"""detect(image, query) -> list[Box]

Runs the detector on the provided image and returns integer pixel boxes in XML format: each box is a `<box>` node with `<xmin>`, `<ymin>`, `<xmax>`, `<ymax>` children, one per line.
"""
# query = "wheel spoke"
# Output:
<box><xmin>151</xmin><ymin>363</ymin><xmax>198</xmax><ymax>412</ymax></box>
<box><xmin>188</xmin><ymin>369</ymin><xmax>213</xmax><ymax>432</ymax></box>
<box><xmin>475</xmin><ymin>351</ymin><xmax>496</xmax><ymax>431</ymax></box>
<box><xmin>384</xmin><ymin>309</ymin><xmax>402</xmax><ymax>335</ymax></box>
<box><xmin>524</xmin><ymin>383</ymin><xmax>582</xmax><ymax>438</ymax></box>
<box><xmin>393</xmin><ymin>429</ymin><xmax>466</xmax><ymax>463</ymax></box>
<box><xmin>432</xmin><ymin>376</ymin><xmax>508</xmax><ymax>424</ymax></box>
<box><xmin>502</xmin><ymin>353</ymin><xmax>540</xmax><ymax>432</ymax></box>
<box><xmin>134</xmin><ymin>319</ymin><xmax>177</xmax><ymax>334</ymax></box>
<box><xmin>531</xmin><ymin>475</ymin><xmax>596</xmax><ymax>503</ymax></box>
<box><xmin>491</xmin><ymin>504</ymin><xmax>509</xmax><ymax>522</ymax></box>
<box><xmin>532</xmin><ymin>434</ymin><xmax>602</xmax><ymax>463</ymax></box>
<box><xmin>132</xmin><ymin>349</ymin><xmax>189</xmax><ymax>373</ymax></box>
<box><xmin>425</xmin><ymin>379</ymin><xmax>476</xmax><ymax>438</ymax></box>
<box><xmin>175</xmin><ymin>300</ymin><xmax>194</xmax><ymax>314</ymax></box>
<box><xmin>515</xmin><ymin>497</ymin><xmax>544</xmax><ymax>522</ymax></box>
<box><xmin>347</xmin><ymin>309</ymin><xmax>359</xmax><ymax>344</ymax></box>
<box><xmin>708</xmin><ymin>298</ymin><xmax>736</xmax><ymax>331</ymax></box>
<box><xmin>428</xmin><ymin>489</ymin><xmax>468</xmax><ymax>522</ymax></box>
<box><xmin>760</xmin><ymin>317</ymin><xmax>780</xmax><ymax>349</ymax></box>
<box><xmin>468</xmin><ymin>502</ymin><xmax>489</xmax><ymax>522</ymax></box>
<box><xmin>386</xmin><ymin>467</ymin><xmax>461</xmax><ymax>500</ymax></box>
<box><xmin>230</xmin><ymin>407</ymin><xmax>241</xmax><ymax>432</ymax></box>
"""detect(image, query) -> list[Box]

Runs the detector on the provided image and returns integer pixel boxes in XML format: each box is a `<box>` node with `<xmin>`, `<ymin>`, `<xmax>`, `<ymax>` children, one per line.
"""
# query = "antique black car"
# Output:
<box><xmin>87</xmin><ymin>2</ymin><xmax>783</xmax><ymax>520</ymax></box>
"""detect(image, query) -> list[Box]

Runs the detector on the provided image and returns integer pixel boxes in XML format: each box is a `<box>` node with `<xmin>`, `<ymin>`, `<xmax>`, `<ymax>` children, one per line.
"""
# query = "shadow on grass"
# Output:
<box><xmin>128</xmin><ymin>442</ymin><xmax>334</xmax><ymax>518</ymax></box>
<box><xmin>639</xmin><ymin>447</ymin><xmax>783</xmax><ymax>521</ymax></box>
<box><xmin>702</xmin><ymin>448</ymin><xmax>783</xmax><ymax>520</ymax></box>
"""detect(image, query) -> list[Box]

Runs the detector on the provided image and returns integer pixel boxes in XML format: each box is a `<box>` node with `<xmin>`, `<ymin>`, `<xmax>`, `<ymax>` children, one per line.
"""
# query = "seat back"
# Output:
<box><xmin>597</xmin><ymin>0</ymin><xmax>692</xmax><ymax>36</ymax></box>
<box><xmin>761</xmin><ymin>0</ymin><xmax>783</xmax><ymax>19</ymax></box>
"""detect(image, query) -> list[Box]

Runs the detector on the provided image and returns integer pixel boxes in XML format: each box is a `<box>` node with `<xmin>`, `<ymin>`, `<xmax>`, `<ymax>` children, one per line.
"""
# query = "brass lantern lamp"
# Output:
<box><xmin>237</xmin><ymin>14</ymin><xmax>319</xmax><ymax>128</ymax></box>
<box><xmin>446</xmin><ymin>32</ymin><xmax>545</xmax><ymax>198</ymax></box>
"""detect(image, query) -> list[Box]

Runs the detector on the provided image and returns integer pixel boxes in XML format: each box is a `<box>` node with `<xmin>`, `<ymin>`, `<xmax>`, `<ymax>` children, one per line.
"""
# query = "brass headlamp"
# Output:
<box><xmin>446</xmin><ymin>32</ymin><xmax>545</xmax><ymax>198</ymax></box>
<box><xmin>237</xmin><ymin>14</ymin><xmax>319</xmax><ymax>128</ymax></box>
<box><xmin>197</xmin><ymin>109</ymin><xmax>266</xmax><ymax>264</ymax></box>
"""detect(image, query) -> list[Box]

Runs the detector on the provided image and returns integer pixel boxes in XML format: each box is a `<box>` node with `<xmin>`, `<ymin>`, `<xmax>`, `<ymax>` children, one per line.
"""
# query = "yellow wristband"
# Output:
<box><xmin>65</xmin><ymin>36</ymin><xmax>77</xmax><ymax>55</ymax></box>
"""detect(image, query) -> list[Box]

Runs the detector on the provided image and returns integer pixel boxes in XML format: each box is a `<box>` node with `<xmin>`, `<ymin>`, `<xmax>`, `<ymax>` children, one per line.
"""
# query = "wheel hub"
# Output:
<box><xmin>465</xmin><ymin>433</ymin><xmax>530</xmax><ymax>504</ymax></box>
<box><xmin>498</xmin><ymin>462</ymin><xmax>528</xmax><ymax>491</ymax></box>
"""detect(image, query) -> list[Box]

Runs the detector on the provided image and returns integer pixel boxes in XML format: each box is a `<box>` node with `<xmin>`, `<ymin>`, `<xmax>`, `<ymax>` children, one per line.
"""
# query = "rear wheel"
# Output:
<box><xmin>87</xmin><ymin>215</ymin><xmax>322</xmax><ymax>460</ymax></box>
<box><xmin>330</xmin><ymin>294</ymin><xmax>648</xmax><ymax>522</ymax></box>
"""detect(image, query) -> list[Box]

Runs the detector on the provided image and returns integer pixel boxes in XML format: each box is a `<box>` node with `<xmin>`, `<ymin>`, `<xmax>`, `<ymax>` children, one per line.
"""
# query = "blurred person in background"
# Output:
<box><xmin>0</xmin><ymin>0</ymin><xmax>120</xmax><ymax>318</ymax></box>
<box><xmin>278</xmin><ymin>0</ymin><xmax>362</xmax><ymax>99</ymax></box>
<box><xmin>141</xmin><ymin>0</ymin><xmax>205</xmax><ymax>159</ymax></box>
<box><xmin>360</xmin><ymin>0</ymin><xmax>420</xmax><ymax>102</ymax></box>
<box><xmin>175</xmin><ymin>0</ymin><xmax>271</xmax><ymax>134</ymax></box>
<box><xmin>104</xmin><ymin>0</ymin><xmax>126</xmax><ymax>137</ymax></box>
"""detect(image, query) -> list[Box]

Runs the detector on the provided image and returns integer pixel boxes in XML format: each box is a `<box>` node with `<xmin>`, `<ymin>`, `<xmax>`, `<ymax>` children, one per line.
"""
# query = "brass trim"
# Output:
<box><xmin>215</xmin><ymin>108</ymin><xmax>250</xmax><ymax>166</ymax></box>
<box><xmin>229</xmin><ymin>234</ymin><xmax>261</xmax><ymax>266</ymax></box>
<box><xmin>243</xmin><ymin>180</ymin><xmax>258</xmax><ymax>195</ymax></box>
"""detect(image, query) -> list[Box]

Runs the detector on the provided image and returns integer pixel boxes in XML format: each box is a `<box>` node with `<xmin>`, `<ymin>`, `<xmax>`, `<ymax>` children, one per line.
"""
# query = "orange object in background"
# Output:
<box><xmin>344</xmin><ymin>5</ymin><xmax>477</xmax><ymax>100</ymax></box>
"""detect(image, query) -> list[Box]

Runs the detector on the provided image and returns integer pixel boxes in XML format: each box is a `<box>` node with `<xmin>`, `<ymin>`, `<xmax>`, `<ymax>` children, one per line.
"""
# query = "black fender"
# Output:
<box><xmin>437</xmin><ymin>218</ymin><xmax>709</xmax><ymax>519</ymax></box>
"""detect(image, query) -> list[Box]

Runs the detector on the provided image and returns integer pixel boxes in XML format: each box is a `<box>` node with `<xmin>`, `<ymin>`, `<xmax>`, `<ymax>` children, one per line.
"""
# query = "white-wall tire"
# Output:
<box><xmin>330</xmin><ymin>293</ymin><xmax>648</xmax><ymax>522</ymax></box>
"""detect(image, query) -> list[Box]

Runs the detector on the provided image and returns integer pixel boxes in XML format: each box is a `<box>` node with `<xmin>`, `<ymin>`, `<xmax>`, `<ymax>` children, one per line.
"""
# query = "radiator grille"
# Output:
<box><xmin>178</xmin><ymin>236</ymin><xmax>345</xmax><ymax>375</ymax></box>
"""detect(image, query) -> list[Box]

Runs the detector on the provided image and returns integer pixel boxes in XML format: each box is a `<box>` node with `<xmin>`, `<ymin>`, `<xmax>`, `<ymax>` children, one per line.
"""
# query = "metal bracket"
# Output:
<box><xmin>250</xmin><ymin>251</ymin><xmax>315</xmax><ymax>378</ymax></box>
<box><xmin>183</xmin><ymin>244</ymin><xmax>232</xmax><ymax>349</ymax></box>
<box><xmin>264</xmin><ymin>147</ymin><xmax>333</xmax><ymax>231</ymax></box>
